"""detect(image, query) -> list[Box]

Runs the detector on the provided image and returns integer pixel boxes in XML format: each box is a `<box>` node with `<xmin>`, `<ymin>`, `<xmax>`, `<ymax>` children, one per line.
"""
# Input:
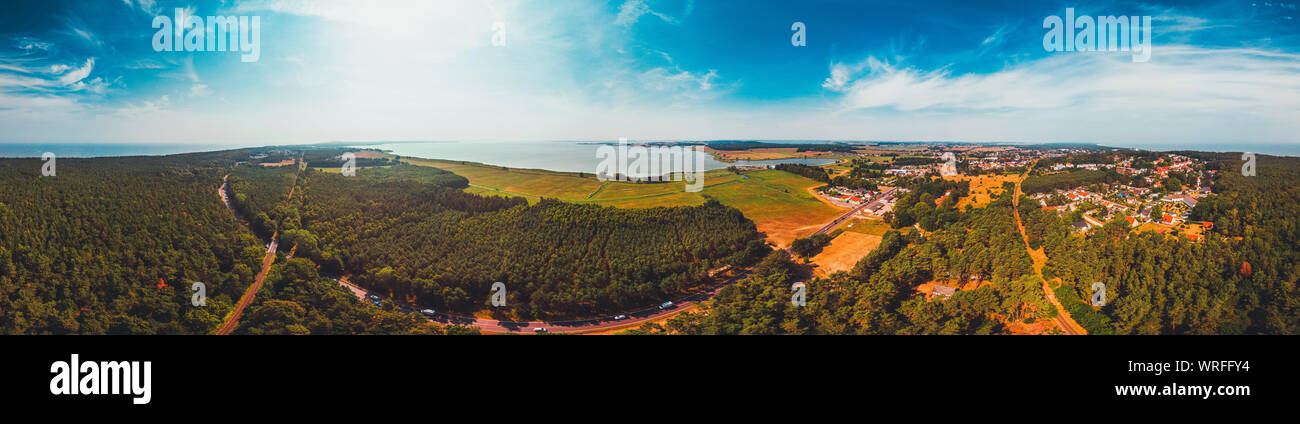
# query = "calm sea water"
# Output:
<box><xmin>1117</xmin><ymin>143</ymin><xmax>1300</xmax><ymax>157</ymax></box>
<box><xmin>0</xmin><ymin>143</ymin><xmax>254</xmax><ymax>158</ymax></box>
<box><xmin>351</xmin><ymin>141</ymin><xmax>839</xmax><ymax>175</ymax></box>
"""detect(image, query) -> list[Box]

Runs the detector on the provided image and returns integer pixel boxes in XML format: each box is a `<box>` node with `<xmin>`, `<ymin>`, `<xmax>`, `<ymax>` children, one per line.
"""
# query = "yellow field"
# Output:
<box><xmin>842</xmin><ymin>217</ymin><xmax>892</xmax><ymax>236</ymax></box>
<box><xmin>404</xmin><ymin>158</ymin><xmax>604</xmax><ymax>199</ymax></box>
<box><xmin>403</xmin><ymin>157</ymin><xmax>842</xmax><ymax>247</ymax></box>
<box><xmin>706</xmin><ymin>147</ymin><xmax>800</xmax><ymax>160</ymax></box>
<box><xmin>810</xmin><ymin>232</ymin><xmax>883</xmax><ymax>277</ymax></box>
<box><xmin>944</xmin><ymin>173</ymin><xmax>1021</xmax><ymax>209</ymax></box>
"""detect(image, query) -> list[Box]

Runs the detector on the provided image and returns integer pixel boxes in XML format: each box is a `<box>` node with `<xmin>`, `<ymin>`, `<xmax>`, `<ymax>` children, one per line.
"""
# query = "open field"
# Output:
<box><xmin>1137</xmin><ymin>222</ymin><xmax>1175</xmax><ymax>234</ymax></box>
<box><xmin>842</xmin><ymin>217</ymin><xmax>892</xmax><ymax>236</ymax></box>
<box><xmin>404</xmin><ymin>157</ymin><xmax>604</xmax><ymax>199</ymax></box>
<box><xmin>707</xmin><ymin>170</ymin><xmax>843</xmax><ymax>247</ymax></box>
<box><xmin>403</xmin><ymin>157</ymin><xmax>842</xmax><ymax>248</ymax></box>
<box><xmin>944</xmin><ymin>173</ymin><xmax>1021</xmax><ymax>209</ymax></box>
<box><xmin>810</xmin><ymin>232</ymin><xmax>883</xmax><ymax>277</ymax></box>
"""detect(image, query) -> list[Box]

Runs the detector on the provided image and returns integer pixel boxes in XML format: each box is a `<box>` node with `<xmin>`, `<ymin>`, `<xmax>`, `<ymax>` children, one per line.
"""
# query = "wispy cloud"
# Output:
<box><xmin>614</xmin><ymin>0</ymin><xmax>692</xmax><ymax>27</ymax></box>
<box><xmin>823</xmin><ymin>47</ymin><xmax>1300</xmax><ymax>115</ymax></box>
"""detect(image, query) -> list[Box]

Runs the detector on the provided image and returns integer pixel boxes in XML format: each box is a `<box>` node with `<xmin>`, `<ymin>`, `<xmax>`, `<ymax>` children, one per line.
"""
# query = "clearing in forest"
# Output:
<box><xmin>810</xmin><ymin>231</ymin><xmax>883</xmax><ymax>277</ymax></box>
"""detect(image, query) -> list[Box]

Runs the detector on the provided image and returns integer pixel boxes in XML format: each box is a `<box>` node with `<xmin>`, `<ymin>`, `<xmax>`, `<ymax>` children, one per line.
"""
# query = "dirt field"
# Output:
<box><xmin>944</xmin><ymin>173</ymin><xmax>1021</xmax><ymax>209</ymax></box>
<box><xmin>842</xmin><ymin>217</ymin><xmax>892</xmax><ymax>236</ymax></box>
<box><xmin>810</xmin><ymin>232</ymin><xmax>883</xmax><ymax>277</ymax></box>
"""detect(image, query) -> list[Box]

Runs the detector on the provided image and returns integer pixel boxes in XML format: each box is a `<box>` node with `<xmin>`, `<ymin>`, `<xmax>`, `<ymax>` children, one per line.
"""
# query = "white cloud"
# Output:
<box><xmin>122</xmin><ymin>0</ymin><xmax>160</xmax><ymax>15</ymax></box>
<box><xmin>826</xmin><ymin>47</ymin><xmax>1300</xmax><ymax>115</ymax></box>
<box><xmin>55</xmin><ymin>58</ymin><xmax>94</xmax><ymax>86</ymax></box>
<box><xmin>189</xmin><ymin>84</ymin><xmax>211</xmax><ymax>98</ymax></box>
<box><xmin>614</xmin><ymin>0</ymin><xmax>687</xmax><ymax>27</ymax></box>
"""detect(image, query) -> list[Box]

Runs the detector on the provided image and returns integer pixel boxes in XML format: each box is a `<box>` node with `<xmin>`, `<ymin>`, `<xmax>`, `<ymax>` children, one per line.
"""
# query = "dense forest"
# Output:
<box><xmin>284</xmin><ymin>164</ymin><xmax>767</xmax><ymax>319</ymax></box>
<box><xmin>227</xmin><ymin>164</ymin><xmax>299</xmax><ymax>238</ymax></box>
<box><xmin>1021</xmin><ymin>153</ymin><xmax>1300</xmax><ymax>334</ymax></box>
<box><xmin>0</xmin><ymin>155</ymin><xmax>262</xmax><ymax>334</ymax></box>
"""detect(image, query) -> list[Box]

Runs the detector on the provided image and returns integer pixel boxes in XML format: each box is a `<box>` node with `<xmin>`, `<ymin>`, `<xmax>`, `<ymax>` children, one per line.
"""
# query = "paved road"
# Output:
<box><xmin>338</xmin><ymin>270</ymin><xmax>750</xmax><ymax>334</ymax></box>
<box><xmin>812</xmin><ymin>187</ymin><xmax>899</xmax><ymax>236</ymax></box>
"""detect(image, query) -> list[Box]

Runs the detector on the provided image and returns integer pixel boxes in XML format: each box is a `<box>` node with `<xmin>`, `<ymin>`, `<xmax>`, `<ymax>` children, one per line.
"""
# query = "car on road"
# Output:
<box><xmin>659</xmin><ymin>301</ymin><xmax>674</xmax><ymax>310</ymax></box>
<box><xmin>533</xmin><ymin>327</ymin><xmax>547</xmax><ymax>333</ymax></box>
<box><xmin>419</xmin><ymin>309</ymin><xmax>437</xmax><ymax>316</ymax></box>
<box><xmin>613</xmin><ymin>314</ymin><xmax>628</xmax><ymax>321</ymax></box>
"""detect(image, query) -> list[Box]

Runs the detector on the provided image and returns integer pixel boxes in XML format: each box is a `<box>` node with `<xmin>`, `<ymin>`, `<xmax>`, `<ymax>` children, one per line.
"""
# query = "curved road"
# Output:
<box><xmin>339</xmin><ymin>270</ymin><xmax>749</xmax><ymax>333</ymax></box>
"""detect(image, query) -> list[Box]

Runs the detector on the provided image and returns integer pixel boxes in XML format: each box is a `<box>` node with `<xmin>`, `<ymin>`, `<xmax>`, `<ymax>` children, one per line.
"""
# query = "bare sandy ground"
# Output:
<box><xmin>810</xmin><ymin>232</ymin><xmax>883</xmax><ymax>277</ymax></box>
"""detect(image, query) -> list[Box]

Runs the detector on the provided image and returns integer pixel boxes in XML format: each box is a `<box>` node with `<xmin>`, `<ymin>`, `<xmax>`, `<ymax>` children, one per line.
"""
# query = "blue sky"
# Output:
<box><xmin>1</xmin><ymin>0</ymin><xmax>1298</xmax><ymax>148</ymax></box>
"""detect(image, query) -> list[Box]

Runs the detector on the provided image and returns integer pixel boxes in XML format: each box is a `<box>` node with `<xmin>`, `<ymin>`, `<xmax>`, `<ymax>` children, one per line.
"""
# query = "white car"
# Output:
<box><xmin>419</xmin><ymin>309</ymin><xmax>437</xmax><ymax>316</ymax></box>
<box><xmin>533</xmin><ymin>327</ymin><xmax>547</xmax><ymax>333</ymax></box>
<box><xmin>613</xmin><ymin>314</ymin><xmax>628</xmax><ymax>321</ymax></box>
